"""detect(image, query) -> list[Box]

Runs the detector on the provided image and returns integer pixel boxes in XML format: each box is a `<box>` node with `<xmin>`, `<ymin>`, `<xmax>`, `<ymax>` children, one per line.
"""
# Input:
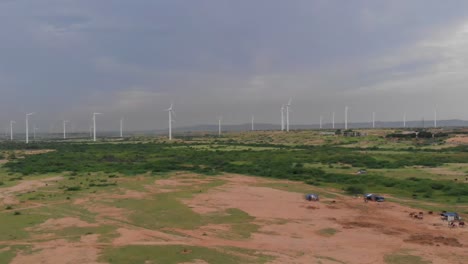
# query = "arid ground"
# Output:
<box><xmin>0</xmin><ymin>172</ymin><xmax>466</xmax><ymax>264</ymax></box>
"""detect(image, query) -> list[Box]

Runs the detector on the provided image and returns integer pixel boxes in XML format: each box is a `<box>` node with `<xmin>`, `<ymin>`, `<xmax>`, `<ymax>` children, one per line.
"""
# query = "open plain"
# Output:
<box><xmin>0</xmin><ymin>129</ymin><xmax>467</xmax><ymax>263</ymax></box>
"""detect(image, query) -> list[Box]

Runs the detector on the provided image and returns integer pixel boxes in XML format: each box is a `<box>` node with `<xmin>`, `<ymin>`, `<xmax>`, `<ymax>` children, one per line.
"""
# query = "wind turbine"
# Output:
<box><xmin>403</xmin><ymin>113</ymin><xmax>407</xmax><ymax>128</ymax></box>
<box><xmin>26</xmin><ymin>112</ymin><xmax>35</xmax><ymax>144</ymax></box>
<box><xmin>251</xmin><ymin>115</ymin><xmax>254</xmax><ymax>131</ymax></box>
<box><xmin>320</xmin><ymin>115</ymin><xmax>323</xmax><ymax>129</ymax></box>
<box><xmin>63</xmin><ymin>120</ymin><xmax>69</xmax><ymax>139</ymax></box>
<box><xmin>10</xmin><ymin>121</ymin><xmax>15</xmax><ymax>141</ymax></box>
<box><xmin>286</xmin><ymin>98</ymin><xmax>292</xmax><ymax>132</ymax></box>
<box><xmin>165</xmin><ymin>103</ymin><xmax>175</xmax><ymax>140</ymax></box>
<box><xmin>93</xmin><ymin>113</ymin><xmax>102</xmax><ymax>142</ymax></box>
<box><xmin>120</xmin><ymin>118</ymin><xmax>124</xmax><ymax>138</ymax></box>
<box><xmin>344</xmin><ymin>107</ymin><xmax>349</xmax><ymax>130</ymax></box>
<box><xmin>281</xmin><ymin>105</ymin><xmax>285</xmax><ymax>131</ymax></box>
<box><xmin>372</xmin><ymin>112</ymin><xmax>376</xmax><ymax>128</ymax></box>
<box><xmin>332</xmin><ymin>112</ymin><xmax>335</xmax><ymax>129</ymax></box>
<box><xmin>434</xmin><ymin>108</ymin><xmax>437</xmax><ymax>128</ymax></box>
<box><xmin>34</xmin><ymin>125</ymin><xmax>38</xmax><ymax>140</ymax></box>
<box><xmin>218</xmin><ymin>116</ymin><xmax>222</xmax><ymax>136</ymax></box>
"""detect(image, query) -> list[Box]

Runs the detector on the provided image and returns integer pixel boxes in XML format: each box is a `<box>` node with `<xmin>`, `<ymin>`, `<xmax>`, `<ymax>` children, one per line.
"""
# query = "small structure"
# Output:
<box><xmin>441</xmin><ymin>212</ymin><xmax>461</xmax><ymax>221</ymax></box>
<box><xmin>305</xmin><ymin>194</ymin><xmax>320</xmax><ymax>201</ymax></box>
<box><xmin>364</xmin><ymin>193</ymin><xmax>385</xmax><ymax>202</ymax></box>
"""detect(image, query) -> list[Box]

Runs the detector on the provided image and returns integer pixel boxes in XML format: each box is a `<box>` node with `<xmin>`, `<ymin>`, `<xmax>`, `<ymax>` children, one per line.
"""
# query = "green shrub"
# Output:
<box><xmin>345</xmin><ymin>185</ymin><xmax>365</xmax><ymax>195</ymax></box>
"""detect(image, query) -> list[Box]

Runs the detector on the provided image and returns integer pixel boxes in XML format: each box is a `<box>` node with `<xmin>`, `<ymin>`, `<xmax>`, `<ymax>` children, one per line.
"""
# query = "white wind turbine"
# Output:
<box><xmin>281</xmin><ymin>105</ymin><xmax>285</xmax><ymax>131</ymax></box>
<box><xmin>434</xmin><ymin>108</ymin><xmax>437</xmax><ymax>128</ymax></box>
<box><xmin>372</xmin><ymin>112</ymin><xmax>376</xmax><ymax>128</ymax></box>
<box><xmin>93</xmin><ymin>113</ymin><xmax>102</xmax><ymax>142</ymax></box>
<box><xmin>403</xmin><ymin>113</ymin><xmax>407</xmax><ymax>128</ymax></box>
<box><xmin>320</xmin><ymin>115</ymin><xmax>323</xmax><ymax>129</ymax></box>
<box><xmin>251</xmin><ymin>115</ymin><xmax>255</xmax><ymax>131</ymax></box>
<box><xmin>165</xmin><ymin>103</ymin><xmax>175</xmax><ymax>140</ymax></box>
<box><xmin>34</xmin><ymin>125</ymin><xmax>38</xmax><ymax>140</ymax></box>
<box><xmin>332</xmin><ymin>112</ymin><xmax>335</xmax><ymax>129</ymax></box>
<box><xmin>286</xmin><ymin>98</ymin><xmax>292</xmax><ymax>132</ymax></box>
<box><xmin>344</xmin><ymin>106</ymin><xmax>349</xmax><ymax>130</ymax></box>
<box><xmin>120</xmin><ymin>118</ymin><xmax>124</xmax><ymax>138</ymax></box>
<box><xmin>63</xmin><ymin>120</ymin><xmax>69</xmax><ymax>139</ymax></box>
<box><xmin>26</xmin><ymin>112</ymin><xmax>35</xmax><ymax>144</ymax></box>
<box><xmin>10</xmin><ymin>121</ymin><xmax>15</xmax><ymax>141</ymax></box>
<box><xmin>218</xmin><ymin>116</ymin><xmax>222</xmax><ymax>136</ymax></box>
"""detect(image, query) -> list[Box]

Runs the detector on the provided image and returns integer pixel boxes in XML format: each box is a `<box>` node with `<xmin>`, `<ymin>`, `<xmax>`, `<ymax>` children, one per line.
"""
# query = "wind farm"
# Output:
<box><xmin>1</xmin><ymin>1</ymin><xmax>468</xmax><ymax>264</ymax></box>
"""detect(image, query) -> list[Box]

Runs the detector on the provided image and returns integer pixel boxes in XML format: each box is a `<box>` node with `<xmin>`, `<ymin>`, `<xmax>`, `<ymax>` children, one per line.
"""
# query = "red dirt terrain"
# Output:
<box><xmin>4</xmin><ymin>173</ymin><xmax>468</xmax><ymax>264</ymax></box>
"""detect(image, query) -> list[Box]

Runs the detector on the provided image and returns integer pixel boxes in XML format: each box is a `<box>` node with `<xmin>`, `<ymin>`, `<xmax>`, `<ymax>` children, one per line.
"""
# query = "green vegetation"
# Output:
<box><xmin>3</xmin><ymin>140</ymin><xmax>468</xmax><ymax>203</ymax></box>
<box><xmin>0</xmin><ymin>246</ymin><xmax>32</xmax><ymax>264</ymax></box>
<box><xmin>384</xmin><ymin>253</ymin><xmax>431</xmax><ymax>264</ymax></box>
<box><xmin>100</xmin><ymin>245</ymin><xmax>272</xmax><ymax>264</ymax></box>
<box><xmin>317</xmin><ymin>228</ymin><xmax>339</xmax><ymax>237</ymax></box>
<box><xmin>0</xmin><ymin>213</ymin><xmax>49</xmax><ymax>240</ymax></box>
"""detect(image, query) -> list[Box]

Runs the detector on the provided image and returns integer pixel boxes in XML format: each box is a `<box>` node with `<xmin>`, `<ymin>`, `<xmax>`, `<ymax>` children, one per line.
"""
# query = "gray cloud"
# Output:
<box><xmin>1</xmin><ymin>0</ymin><xmax>468</xmax><ymax>132</ymax></box>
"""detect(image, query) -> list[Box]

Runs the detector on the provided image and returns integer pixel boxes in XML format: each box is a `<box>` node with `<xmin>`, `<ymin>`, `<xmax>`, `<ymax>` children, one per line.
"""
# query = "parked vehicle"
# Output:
<box><xmin>305</xmin><ymin>194</ymin><xmax>320</xmax><ymax>201</ymax></box>
<box><xmin>364</xmin><ymin>193</ymin><xmax>385</xmax><ymax>202</ymax></box>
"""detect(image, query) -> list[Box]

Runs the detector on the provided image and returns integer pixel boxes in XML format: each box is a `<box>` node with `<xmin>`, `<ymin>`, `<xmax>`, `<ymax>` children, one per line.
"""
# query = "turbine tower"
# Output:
<box><xmin>218</xmin><ymin>116</ymin><xmax>222</xmax><ymax>136</ymax></box>
<box><xmin>344</xmin><ymin>107</ymin><xmax>349</xmax><ymax>130</ymax></box>
<box><xmin>251</xmin><ymin>115</ymin><xmax>254</xmax><ymax>131</ymax></box>
<box><xmin>165</xmin><ymin>103</ymin><xmax>175</xmax><ymax>140</ymax></box>
<box><xmin>286</xmin><ymin>98</ymin><xmax>292</xmax><ymax>132</ymax></box>
<box><xmin>93</xmin><ymin>113</ymin><xmax>102</xmax><ymax>142</ymax></box>
<box><xmin>120</xmin><ymin>118</ymin><xmax>124</xmax><ymax>138</ymax></box>
<box><xmin>34</xmin><ymin>125</ymin><xmax>38</xmax><ymax>140</ymax></box>
<box><xmin>372</xmin><ymin>112</ymin><xmax>376</xmax><ymax>128</ymax></box>
<box><xmin>403</xmin><ymin>113</ymin><xmax>407</xmax><ymax>128</ymax></box>
<box><xmin>10</xmin><ymin>121</ymin><xmax>15</xmax><ymax>141</ymax></box>
<box><xmin>434</xmin><ymin>108</ymin><xmax>437</xmax><ymax>128</ymax></box>
<box><xmin>63</xmin><ymin>120</ymin><xmax>69</xmax><ymax>139</ymax></box>
<box><xmin>26</xmin><ymin>112</ymin><xmax>35</xmax><ymax>144</ymax></box>
<box><xmin>320</xmin><ymin>115</ymin><xmax>323</xmax><ymax>129</ymax></box>
<box><xmin>332</xmin><ymin>112</ymin><xmax>335</xmax><ymax>129</ymax></box>
<box><xmin>281</xmin><ymin>105</ymin><xmax>285</xmax><ymax>131</ymax></box>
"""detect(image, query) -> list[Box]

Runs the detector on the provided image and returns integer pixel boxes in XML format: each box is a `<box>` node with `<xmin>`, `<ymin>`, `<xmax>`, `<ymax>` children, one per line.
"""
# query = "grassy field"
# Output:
<box><xmin>0</xmin><ymin>129</ymin><xmax>467</xmax><ymax>263</ymax></box>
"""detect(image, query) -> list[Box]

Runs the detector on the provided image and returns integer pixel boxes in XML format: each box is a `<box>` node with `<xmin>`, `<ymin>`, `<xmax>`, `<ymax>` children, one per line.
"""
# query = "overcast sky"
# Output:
<box><xmin>1</xmin><ymin>0</ymin><xmax>468</xmax><ymax>132</ymax></box>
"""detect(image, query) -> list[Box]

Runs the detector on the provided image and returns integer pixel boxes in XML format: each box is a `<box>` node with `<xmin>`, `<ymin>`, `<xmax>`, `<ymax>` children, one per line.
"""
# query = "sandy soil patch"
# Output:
<box><xmin>23</xmin><ymin>149</ymin><xmax>56</xmax><ymax>155</ymax></box>
<box><xmin>31</xmin><ymin>217</ymin><xmax>98</xmax><ymax>231</ymax></box>
<box><xmin>10</xmin><ymin>237</ymin><xmax>105</xmax><ymax>264</ymax></box>
<box><xmin>447</xmin><ymin>135</ymin><xmax>468</xmax><ymax>145</ymax></box>
<box><xmin>112</xmin><ymin>228</ymin><xmax>189</xmax><ymax>246</ymax></box>
<box><xmin>0</xmin><ymin>176</ymin><xmax>63</xmax><ymax>205</ymax></box>
<box><xmin>179</xmin><ymin>174</ymin><xmax>468</xmax><ymax>263</ymax></box>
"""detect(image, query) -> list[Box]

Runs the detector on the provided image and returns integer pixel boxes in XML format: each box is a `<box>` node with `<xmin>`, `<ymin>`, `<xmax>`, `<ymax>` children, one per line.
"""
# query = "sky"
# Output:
<box><xmin>1</xmin><ymin>0</ymin><xmax>468</xmax><ymax>133</ymax></box>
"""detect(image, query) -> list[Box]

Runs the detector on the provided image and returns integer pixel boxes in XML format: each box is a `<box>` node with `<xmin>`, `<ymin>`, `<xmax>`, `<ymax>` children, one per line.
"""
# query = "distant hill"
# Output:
<box><xmin>163</xmin><ymin>119</ymin><xmax>468</xmax><ymax>134</ymax></box>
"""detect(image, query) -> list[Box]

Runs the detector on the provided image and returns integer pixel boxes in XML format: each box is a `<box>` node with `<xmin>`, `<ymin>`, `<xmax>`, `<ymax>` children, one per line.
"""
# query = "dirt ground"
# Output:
<box><xmin>447</xmin><ymin>135</ymin><xmax>468</xmax><ymax>145</ymax></box>
<box><xmin>0</xmin><ymin>176</ymin><xmax>63</xmax><ymax>205</ymax></box>
<box><xmin>3</xmin><ymin>173</ymin><xmax>468</xmax><ymax>264</ymax></box>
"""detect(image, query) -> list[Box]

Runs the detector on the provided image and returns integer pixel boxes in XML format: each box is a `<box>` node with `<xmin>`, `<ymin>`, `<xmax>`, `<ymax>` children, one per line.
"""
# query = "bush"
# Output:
<box><xmin>345</xmin><ymin>185</ymin><xmax>365</xmax><ymax>195</ymax></box>
<box><xmin>66</xmin><ymin>186</ymin><xmax>81</xmax><ymax>191</ymax></box>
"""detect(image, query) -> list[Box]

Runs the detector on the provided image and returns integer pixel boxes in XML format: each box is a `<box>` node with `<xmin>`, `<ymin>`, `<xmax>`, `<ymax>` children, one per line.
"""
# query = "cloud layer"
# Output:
<box><xmin>1</xmin><ymin>0</ymin><xmax>468</xmax><ymax>132</ymax></box>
